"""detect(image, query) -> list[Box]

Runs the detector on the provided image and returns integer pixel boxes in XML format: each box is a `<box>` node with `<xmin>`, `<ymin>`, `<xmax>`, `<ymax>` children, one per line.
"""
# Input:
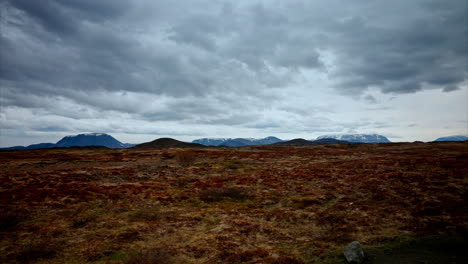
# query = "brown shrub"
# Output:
<box><xmin>199</xmin><ymin>187</ymin><xmax>252</xmax><ymax>202</ymax></box>
<box><xmin>161</xmin><ymin>151</ymin><xmax>175</xmax><ymax>160</ymax></box>
<box><xmin>124</xmin><ymin>249</ymin><xmax>173</xmax><ymax>264</ymax></box>
<box><xmin>176</xmin><ymin>151</ymin><xmax>197</xmax><ymax>167</ymax></box>
<box><xmin>128</xmin><ymin>205</ymin><xmax>161</xmax><ymax>221</ymax></box>
<box><xmin>70</xmin><ymin>213</ymin><xmax>95</xmax><ymax>228</ymax></box>
<box><xmin>115</xmin><ymin>229</ymin><xmax>140</xmax><ymax>243</ymax></box>
<box><xmin>14</xmin><ymin>239</ymin><xmax>62</xmax><ymax>264</ymax></box>
<box><xmin>315</xmin><ymin>209</ymin><xmax>354</xmax><ymax>242</ymax></box>
<box><xmin>0</xmin><ymin>209</ymin><xmax>28</xmax><ymax>231</ymax></box>
<box><xmin>128</xmin><ymin>205</ymin><xmax>178</xmax><ymax>222</ymax></box>
<box><xmin>266</xmin><ymin>256</ymin><xmax>305</xmax><ymax>264</ymax></box>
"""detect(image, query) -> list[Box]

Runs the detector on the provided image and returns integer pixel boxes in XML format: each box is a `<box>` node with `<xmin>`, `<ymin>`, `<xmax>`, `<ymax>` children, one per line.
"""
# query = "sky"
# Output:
<box><xmin>0</xmin><ymin>0</ymin><xmax>467</xmax><ymax>146</ymax></box>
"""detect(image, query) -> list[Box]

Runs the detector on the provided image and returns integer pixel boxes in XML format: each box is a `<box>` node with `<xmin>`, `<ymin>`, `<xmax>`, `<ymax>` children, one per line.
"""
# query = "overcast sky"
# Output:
<box><xmin>1</xmin><ymin>0</ymin><xmax>467</xmax><ymax>146</ymax></box>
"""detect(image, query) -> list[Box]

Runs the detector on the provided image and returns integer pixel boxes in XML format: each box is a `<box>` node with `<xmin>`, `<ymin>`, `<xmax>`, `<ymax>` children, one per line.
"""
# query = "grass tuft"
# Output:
<box><xmin>199</xmin><ymin>187</ymin><xmax>252</xmax><ymax>202</ymax></box>
<box><xmin>14</xmin><ymin>240</ymin><xmax>61</xmax><ymax>264</ymax></box>
<box><xmin>124</xmin><ymin>248</ymin><xmax>173</xmax><ymax>264</ymax></box>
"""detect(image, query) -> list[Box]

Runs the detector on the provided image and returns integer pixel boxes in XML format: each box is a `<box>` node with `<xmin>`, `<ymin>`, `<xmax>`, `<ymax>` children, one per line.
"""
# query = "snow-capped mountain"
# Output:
<box><xmin>434</xmin><ymin>135</ymin><xmax>468</xmax><ymax>142</ymax></box>
<box><xmin>316</xmin><ymin>134</ymin><xmax>391</xmax><ymax>143</ymax></box>
<box><xmin>193</xmin><ymin>136</ymin><xmax>283</xmax><ymax>147</ymax></box>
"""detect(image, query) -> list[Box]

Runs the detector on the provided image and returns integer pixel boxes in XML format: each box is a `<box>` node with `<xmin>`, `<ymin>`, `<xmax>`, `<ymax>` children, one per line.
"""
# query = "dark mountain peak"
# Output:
<box><xmin>132</xmin><ymin>138</ymin><xmax>205</xmax><ymax>150</ymax></box>
<box><xmin>56</xmin><ymin>133</ymin><xmax>126</xmax><ymax>148</ymax></box>
<box><xmin>272</xmin><ymin>137</ymin><xmax>352</xmax><ymax>146</ymax></box>
<box><xmin>0</xmin><ymin>133</ymin><xmax>134</xmax><ymax>150</ymax></box>
<box><xmin>274</xmin><ymin>138</ymin><xmax>313</xmax><ymax>146</ymax></box>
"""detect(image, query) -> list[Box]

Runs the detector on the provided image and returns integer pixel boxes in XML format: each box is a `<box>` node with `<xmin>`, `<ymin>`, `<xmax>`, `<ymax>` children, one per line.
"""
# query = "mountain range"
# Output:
<box><xmin>192</xmin><ymin>134</ymin><xmax>391</xmax><ymax>146</ymax></box>
<box><xmin>0</xmin><ymin>133</ymin><xmax>135</xmax><ymax>150</ymax></box>
<box><xmin>316</xmin><ymin>134</ymin><xmax>391</xmax><ymax>143</ymax></box>
<box><xmin>192</xmin><ymin>136</ymin><xmax>283</xmax><ymax>147</ymax></box>
<box><xmin>434</xmin><ymin>135</ymin><xmax>468</xmax><ymax>142</ymax></box>
<box><xmin>2</xmin><ymin>133</ymin><xmax>467</xmax><ymax>151</ymax></box>
<box><xmin>273</xmin><ymin>138</ymin><xmax>352</xmax><ymax>146</ymax></box>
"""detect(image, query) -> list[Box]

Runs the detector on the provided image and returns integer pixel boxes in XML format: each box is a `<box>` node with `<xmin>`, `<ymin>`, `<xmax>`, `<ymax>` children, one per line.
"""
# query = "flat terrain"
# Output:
<box><xmin>1</xmin><ymin>142</ymin><xmax>467</xmax><ymax>263</ymax></box>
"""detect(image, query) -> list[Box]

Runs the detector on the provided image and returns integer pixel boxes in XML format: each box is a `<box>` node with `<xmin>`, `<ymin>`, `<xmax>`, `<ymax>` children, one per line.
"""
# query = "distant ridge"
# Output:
<box><xmin>132</xmin><ymin>138</ymin><xmax>206</xmax><ymax>150</ymax></box>
<box><xmin>273</xmin><ymin>138</ymin><xmax>313</xmax><ymax>146</ymax></box>
<box><xmin>0</xmin><ymin>143</ymin><xmax>57</xmax><ymax>151</ymax></box>
<box><xmin>273</xmin><ymin>138</ymin><xmax>351</xmax><ymax>146</ymax></box>
<box><xmin>434</xmin><ymin>135</ymin><xmax>468</xmax><ymax>142</ymax></box>
<box><xmin>0</xmin><ymin>133</ymin><xmax>135</xmax><ymax>150</ymax></box>
<box><xmin>193</xmin><ymin>136</ymin><xmax>283</xmax><ymax>147</ymax></box>
<box><xmin>317</xmin><ymin>134</ymin><xmax>390</xmax><ymax>143</ymax></box>
<box><xmin>313</xmin><ymin>138</ymin><xmax>352</xmax><ymax>144</ymax></box>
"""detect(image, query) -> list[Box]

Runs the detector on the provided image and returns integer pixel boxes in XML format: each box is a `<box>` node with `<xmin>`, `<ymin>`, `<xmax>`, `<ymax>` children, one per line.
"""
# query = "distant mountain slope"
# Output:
<box><xmin>193</xmin><ymin>136</ymin><xmax>283</xmax><ymax>147</ymax></box>
<box><xmin>55</xmin><ymin>133</ymin><xmax>130</xmax><ymax>148</ymax></box>
<box><xmin>0</xmin><ymin>133</ymin><xmax>134</xmax><ymax>150</ymax></box>
<box><xmin>1</xmin><ymin>143</ymin><xmax>57</xmax><ymax>151</ymax></box>
<box><xmin>434</xmin><ymin>135</ymin><xmax>468</xmax><ymax>142</ymax></box>
<box><xmin>274</xmin><ymin>138</ymin><xmax>351</xmax><ymax>146</ymax></box>
<box><xmin>317</xmin><ymin>134</ymin><xmax>391</xmax><ymax>143</ymax></box>
<box><xmin>273</xmin><ymin>138</ymin><xmax>314</xmax><ymax>146</ymax></box>
<box><xmin>313</xmin><ymin>138</ymin><xmax>352</xmax><ymax>144</ymax></box>
<box><xmin>132</xmin><ymin>138</ymin><xmax>206</xmax><ymax>150</ymax></box>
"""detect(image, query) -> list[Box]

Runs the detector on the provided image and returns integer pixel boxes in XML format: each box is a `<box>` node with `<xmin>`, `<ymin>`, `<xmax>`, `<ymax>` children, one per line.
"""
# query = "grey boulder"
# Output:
<box><xmin>343</xmin><ymin>241</ymin><xmax>365</xmax><ymax>264</ymax></box>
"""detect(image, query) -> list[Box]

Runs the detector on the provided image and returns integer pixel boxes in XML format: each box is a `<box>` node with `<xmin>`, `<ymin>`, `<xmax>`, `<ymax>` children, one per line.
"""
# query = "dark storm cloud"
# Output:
<box><xmin>326</xmin><ymin>0</ymin><xmax>468</xmax><ymax>94</ymax></box>
<box><xmin>8</xmin><ymin>0</ymin><xmax>129</xmax><ymax>34</ymax></box>
<box><xmin>0</xmin><ymin>0</ymin><xmax>467</xmax><ymax>132</ymax></box>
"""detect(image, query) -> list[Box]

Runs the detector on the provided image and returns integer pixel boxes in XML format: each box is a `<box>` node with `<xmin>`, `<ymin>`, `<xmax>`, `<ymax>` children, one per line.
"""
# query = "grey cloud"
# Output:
<box><xmin>5</xmin><ymin>0</ymin><xmax>464</xmax><ymax>109</ymax></box>
<box><xmin>327</xmin><ymin>0</ymin><xmax>467</xmax><ymax>94</ymax></box>
<box><xmin>363</xmin><ymin>95</ymin><xmax>377</xmax><ymax>104</ymax></box>
<box><xmin>7</xmin><ymin>0</ymin><xmax>78</xmax><ymax>35</ymax></box>
<box><xmin>0</xmin><ymin>0</ymin><xmax>467</xmax><ymax>146</ymax></box>
<box><xmin>7</xmin><ymin>0</ymin><xmax>129</xmax><ymax>35</ymax></box>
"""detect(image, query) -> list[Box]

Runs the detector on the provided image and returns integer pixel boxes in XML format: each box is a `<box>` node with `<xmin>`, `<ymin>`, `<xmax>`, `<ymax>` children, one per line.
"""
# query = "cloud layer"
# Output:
<box><xmin>1</xmin><ymin>0</ymin><xmax>467</xmax><ymax>145</ymax></box>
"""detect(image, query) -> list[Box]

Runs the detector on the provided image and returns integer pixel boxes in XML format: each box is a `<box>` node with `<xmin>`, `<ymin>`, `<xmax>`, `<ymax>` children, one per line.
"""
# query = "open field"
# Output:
<box><xmin>1</xmin><ymin>142</ymin><xmax>467</xmax><ymax>263</ymax></box>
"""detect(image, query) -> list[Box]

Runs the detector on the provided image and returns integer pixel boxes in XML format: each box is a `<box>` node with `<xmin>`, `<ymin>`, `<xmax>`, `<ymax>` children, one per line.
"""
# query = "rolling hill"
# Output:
<box><xmin>132</xmin><ymin>138</ymin><xmax>206</xmax><ymax>150</ymax></box>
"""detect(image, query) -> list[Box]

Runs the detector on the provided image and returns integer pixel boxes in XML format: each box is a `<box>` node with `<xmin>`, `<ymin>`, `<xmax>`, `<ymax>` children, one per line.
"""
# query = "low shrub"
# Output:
<box><xmin>124</xmin><ymin>248</ymin><xmax>173</xmax><ymax>264</ymax></box>
<box><xmin>0</xmin><ymin>210</ymin><xmax>27</xmax><ymax>231</ymax></box>
<box><xmin>14</xmin><ymin>240</ymin><xmax>61</xmax><ymax>264</ymax></box>
<box><xmin>128</xmin><ymin>205</ymin><xmax>161</xmax><ymax>221</ymax></box>
<box><xmin>176</xmin><ymin>151</ymin><xmax>197</xmax><ymax>167</ymax></box>
<box><xmin>128</xmin><ymin>205</ymin><xmax>178</xmax><ymax>222</ymax></box>
<box><xmin>266</xmin><ymin>256</ymin><xmax>305</xmax><ymax>264</ymax></box>
<box><xmin>199</xmin><ymin>187</ymin><xmax>252</xmax><ymax>202</ymax></box>
<box><xmin>70</xmin><ymin>213</ymin><xmax>96</xmax><ymax>228</ymax></box>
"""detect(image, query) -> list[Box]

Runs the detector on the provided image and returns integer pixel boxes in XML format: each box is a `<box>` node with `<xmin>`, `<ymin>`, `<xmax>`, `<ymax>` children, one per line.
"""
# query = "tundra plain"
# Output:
<box><xmin>1</xmin><ymin>142</ymin><xmax>467</xmax><ymax>263</ymax></box>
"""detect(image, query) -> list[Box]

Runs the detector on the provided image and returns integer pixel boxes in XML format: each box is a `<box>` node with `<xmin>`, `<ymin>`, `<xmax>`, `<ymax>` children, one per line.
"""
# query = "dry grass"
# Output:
<box><xmin>124</xmin><ymin>249</ymin><xmax>173</xmax><ymax>264</ymax></box>
<box><xmin>198</xmin><ymin>187</ymin><xmax>252</xmax><ymax>202</ymax></box>
<box><xmin>176</xmin><ymin>150</ymin><xmax>198</xmax><ymax>167</ymax></box>
<box><xmin>0</xmin><ymin>142</ymin><xmax>467</xmax><ymax>263</ymax></box>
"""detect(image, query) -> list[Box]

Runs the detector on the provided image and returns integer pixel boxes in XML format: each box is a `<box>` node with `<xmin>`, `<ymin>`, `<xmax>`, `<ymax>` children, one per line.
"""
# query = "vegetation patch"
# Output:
<box><xmin>124</xmin><ymin>248</ymin><xmax>174</xmax><ymax>264</ymax></box>
<box><xmin>199</xmin><ymin>187</ymin><xmax>253</xmax><ymax>202</ymax></box>
<box><xmin>0</xmin><ymin>142</ymin><xmax>466</xmax><ymax>263</ymax></box>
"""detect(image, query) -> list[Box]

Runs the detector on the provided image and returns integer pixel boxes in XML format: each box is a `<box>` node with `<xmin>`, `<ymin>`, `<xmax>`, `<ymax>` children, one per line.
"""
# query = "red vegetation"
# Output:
<box><xmin>0</xmin><ymin>142</ymin><xmax>466</xmax><ymax>263</ymax></box>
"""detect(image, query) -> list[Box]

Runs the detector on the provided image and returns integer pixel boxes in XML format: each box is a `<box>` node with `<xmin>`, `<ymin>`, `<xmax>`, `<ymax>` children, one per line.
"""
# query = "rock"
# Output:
<box><xmin>343</xmin><ymin>241</ymin><xmax>365</xmax><ymax>264</ymax></box>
